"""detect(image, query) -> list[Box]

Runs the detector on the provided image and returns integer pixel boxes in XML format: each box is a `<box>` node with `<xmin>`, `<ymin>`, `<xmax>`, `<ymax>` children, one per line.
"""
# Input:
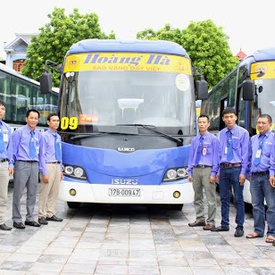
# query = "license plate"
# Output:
<box><xmin>108</xmin><ymin>188</ymin><xmax>141</xmax><ymax>197</ymax></box>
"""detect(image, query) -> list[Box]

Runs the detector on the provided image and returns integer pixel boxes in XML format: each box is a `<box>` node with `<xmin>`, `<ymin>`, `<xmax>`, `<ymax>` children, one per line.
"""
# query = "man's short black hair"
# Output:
<box><xmin>198</xmin><ymin>114</ymin><xmax>209</xmax><ymax>122</ymax></box>
<box><xmin>47</xmin><ymin>113</ymin><xmax>59</xmax><ymax>122</ymax></box>
<box><xmin>0</xmin><ymin>100</ymin><xmax>6</xmax><ymax>109</ymax></box>
<box><xmin>222</xmin><ymin>107</ymin><xmax>237</xmax><ymax>117</ymax></box>
<box><xmin>26</xmin><ymin>109</ymin><xmax>40</xmax><ymax>118</ymax></box>
<box><xmin>258</xmin><ymin>114</ymin><xmax>272</xmax><ymax>123</ymax></box>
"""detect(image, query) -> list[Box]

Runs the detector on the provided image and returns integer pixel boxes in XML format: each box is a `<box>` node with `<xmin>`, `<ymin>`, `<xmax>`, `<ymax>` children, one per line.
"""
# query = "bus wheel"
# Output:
<box><xmin>170</xmin><ymin>204</ymin><xmax>183</xmax><ymax>211</ymax></box>
<box><xmin>67</xmin><ymin>202</ymin><xmax>81</xmax><ymax>208</ymax></box>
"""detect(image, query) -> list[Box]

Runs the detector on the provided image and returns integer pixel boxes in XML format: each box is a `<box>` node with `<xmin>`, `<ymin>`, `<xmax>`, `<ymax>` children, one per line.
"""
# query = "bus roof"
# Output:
<box><xmin>0</xmin><ymin>63</ymin><xmax>59</xmax><ymax>95</ymax></box>
<box><xmin>241</xmin><ymin>47</ymin><xmax>275</xmax><ymax>64</ymax></box>
<box><xmin>210</xmin><ymin>47</ymin><xmax>275</xmax><ymax>92</ymax></box>
<box><xmin>66</xmin><ymin>39</ymin><xmax>189</xmax><ymax>58</ymax></box>
<box><xmin>0</xmin><ymin>62</ymin><xmax>40</xmax><ymax>86</ymax></box>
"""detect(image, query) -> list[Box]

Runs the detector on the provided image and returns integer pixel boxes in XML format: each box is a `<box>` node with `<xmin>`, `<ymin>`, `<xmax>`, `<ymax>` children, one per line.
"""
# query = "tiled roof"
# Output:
<box><xmin>236</xmin><ymin>49</ymin><xmax>247</xmax><ymax>61</ymax></box>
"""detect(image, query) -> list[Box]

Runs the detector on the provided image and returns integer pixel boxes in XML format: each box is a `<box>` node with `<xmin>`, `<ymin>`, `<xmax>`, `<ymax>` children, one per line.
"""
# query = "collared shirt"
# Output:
<box><xmin>188</xmin><ymin>131</ymin><xmax>220</xmax><ymax>177</ymax></box>
<box><xmin>39</xmin><ymin>128</ymin><xmax>63</xmax><ymax>176</ymax></box>
<box><xmin>260</xmin><ymin>131</ymin><xmax>275</xmax><ymax>177</ymax></box>
<box><xmin>12</xmin><ymin>125</ymin><xmax>41</xmax><ymax>163</ymax></box>
<box><xmin>248</xmin><ymin>131</ymin><xmax>273</xmax><ymax>177</ymax></box>
<box><xmin>0</xmin><ymin>120</ymin><xmax>13</xmax><ymax>167</ymax></box>
<box><xmin>218</xmin><ymin>124</ymin><xmax>249</xmax><ymax>175</ymax></box>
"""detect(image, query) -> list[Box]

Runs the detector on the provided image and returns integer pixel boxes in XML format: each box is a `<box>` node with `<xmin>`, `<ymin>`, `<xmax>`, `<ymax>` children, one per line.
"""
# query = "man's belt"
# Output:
<box><xmin>194</xmin><ymin>165</ymin><xmax>212</xmax><ymax>168</ymax></box>
<box><xmin>252</xmin><ymin>171</ymin><xmax>269</xmax><ymax>176</ymax></box>
<box><xmin>220</xmin><ymin>163</ymin><xmax>241</xmax><ymax>168</ymax></box>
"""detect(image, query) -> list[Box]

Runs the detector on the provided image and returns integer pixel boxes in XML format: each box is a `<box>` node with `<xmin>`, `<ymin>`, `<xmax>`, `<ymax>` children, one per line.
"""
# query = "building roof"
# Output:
<box><xmin>236</xmin><ymin>49</ymin><xmax>247</xmax><ymax>61</ymax></box>
<box><xmin>3</xmin><ymin>33</ymin><xmax>38</xmax><ymax>53</ymax></box>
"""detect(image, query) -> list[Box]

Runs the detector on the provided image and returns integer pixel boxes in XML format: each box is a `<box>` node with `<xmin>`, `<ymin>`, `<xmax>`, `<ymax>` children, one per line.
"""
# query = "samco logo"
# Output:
<box><xmin>117</xmin><ymin>147</ymin><xmax>135</xmax><ymax>152</ymax></box>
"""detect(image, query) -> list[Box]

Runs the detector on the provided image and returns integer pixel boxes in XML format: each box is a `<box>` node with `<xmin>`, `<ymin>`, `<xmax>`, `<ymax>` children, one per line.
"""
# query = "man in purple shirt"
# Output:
<box><xmin>211</xmin><ymin>107</ymin><xmax>249</xmax><ymax>237</ymax></box>
<box><xmin>12</xmin><ymin>109</ymin><xmax>42</xmax><ymax>229</ymax></box>
<box><xmin>0</xmin><ymin>100</ymin><xmax>13</xmax><ymax>231</ymax></box>
<box><xmin>188</xmin><ymin>114</ymin><xmax>220</xmax><ymax>230</ymax></box>
<box><xmin>246</xmin><ymin>114</ymin><xmax>275</xmax><ymax>244</ymax></box>
<box><xmin>38</xmin><ymin>113</ymin><xmax>63</xmax><ymax>225</ymax></box>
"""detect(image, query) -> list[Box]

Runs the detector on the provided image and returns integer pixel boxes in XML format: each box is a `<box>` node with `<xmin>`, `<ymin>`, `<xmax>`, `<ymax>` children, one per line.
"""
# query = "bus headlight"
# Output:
<box><xmin>63</xmin><ymin>164</ymin><xmax>87</xmax><ymax>180</ymax></box>
<box><xmin>166</xmin><ymin>169</ymin><xmax>177</xmax><ymax>180</ymax></box>
<box><xmin>74</xmin><ymin>168</ymin><xmax>84</xmax><ymax>178</ymax></box>
<box><xmin>64</xmin><ymin>166</ymin><xmax>74</xmax><ymax>175</ymax></box>
<box><xmin>163</xmin><ymin>167</ymin><xmax>188</xmax><ymax>182</ymax></box>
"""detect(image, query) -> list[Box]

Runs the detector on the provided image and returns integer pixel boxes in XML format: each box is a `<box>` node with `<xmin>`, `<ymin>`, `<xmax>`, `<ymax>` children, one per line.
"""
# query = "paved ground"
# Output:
<box><xmin>0</xmin><ymin>184</ymin><xmax>275</xmax><ymax>275</ymax></box>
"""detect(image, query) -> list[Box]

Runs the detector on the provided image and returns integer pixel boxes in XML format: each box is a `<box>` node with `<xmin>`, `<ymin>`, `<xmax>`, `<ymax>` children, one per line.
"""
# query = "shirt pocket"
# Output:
<box><xmin>232</xmin><ymin>138</ymin><xmax>240</xmax><ymax>150</ymax></box>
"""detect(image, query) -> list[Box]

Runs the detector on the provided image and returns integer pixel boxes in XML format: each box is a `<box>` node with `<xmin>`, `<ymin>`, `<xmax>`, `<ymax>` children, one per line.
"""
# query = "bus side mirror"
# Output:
<box><xmin>196</xmin><ymin>78</ymin><xmax>208</xmax><ymax>100</ymax></box>
<box><xmin>40</xmin><ymin>71</ymin><xmax>52</xmax><ymax>94</ymax></box>
<box><xmin>242</xmin><ymin>79</ymin><xmax>254</xmax><ymax>101</ymax></box>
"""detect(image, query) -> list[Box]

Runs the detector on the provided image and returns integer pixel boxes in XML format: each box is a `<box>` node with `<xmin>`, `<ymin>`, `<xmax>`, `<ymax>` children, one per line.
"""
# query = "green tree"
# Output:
<box><xmin>22</xmin><ymin>7</ymin><xmax>115</xmax><ymax>86</ymax></box>
<box><xmin>181</xmin><ymin>20</ymin><xmax>238</xmax><ymax>88</ymax></box>
<box><xmin>137</xmin><ymin>24</ymin><xmax>182</xmax><ymax>45</ymax></box>
<box><xmin>137</xmin><ymin>20</ymin><xmax>239</xmax><ymax>89</ymax></box>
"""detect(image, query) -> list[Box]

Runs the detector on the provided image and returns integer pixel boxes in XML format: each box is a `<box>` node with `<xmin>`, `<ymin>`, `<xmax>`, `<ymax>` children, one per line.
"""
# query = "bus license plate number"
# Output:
<box><xmin>108</xmin><ymin>188</ymin><xmax>141</xmax><ymax>197</ymax></box>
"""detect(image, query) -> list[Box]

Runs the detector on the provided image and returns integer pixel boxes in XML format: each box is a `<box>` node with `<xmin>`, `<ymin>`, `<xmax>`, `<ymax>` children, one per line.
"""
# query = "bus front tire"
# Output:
<box><xmin>67</xmin><ymin>202</ymin><xmax>81</xmax><ymax>208</ymax></box>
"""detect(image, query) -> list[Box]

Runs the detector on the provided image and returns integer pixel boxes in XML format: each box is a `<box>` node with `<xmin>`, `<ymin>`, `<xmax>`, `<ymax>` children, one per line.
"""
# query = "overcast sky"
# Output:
<box><xmin>1</xmin><ymin>0</ymin><xmax>274</xmax><ymax>59</ymax></box>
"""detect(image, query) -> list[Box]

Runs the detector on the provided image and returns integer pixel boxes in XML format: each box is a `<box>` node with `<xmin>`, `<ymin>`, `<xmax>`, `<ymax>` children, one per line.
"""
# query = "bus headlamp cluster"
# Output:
<box><xmin>63</xmin><ymin>165</ymin><xmax>87</xmax><ymax>180</ymax></box>
<box><xmin>163</xmin><ymin>167</ymin><xmax>188</xmax><ymax>181</ymax></box>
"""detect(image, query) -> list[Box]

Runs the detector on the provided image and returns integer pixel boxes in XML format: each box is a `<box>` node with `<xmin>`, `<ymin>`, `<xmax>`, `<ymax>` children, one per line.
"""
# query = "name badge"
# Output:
<box><xmin>202</xmin><ymin>146</ymin><xmax>207</xmax><ymax>155</ymax></box>
<box><xmin>255</xmin><ymin>149</ymin><xmax>261</xmax><ymax>158</ymax></box>
<box><xmin>3</xmin><ymin>133</ymin><xmax>8</xmax><ymax>142</ymax></box>
<box><xmin>225</xmin><ymin>147</ymin><xmax>228</xmax><ymax>154</ymax></box>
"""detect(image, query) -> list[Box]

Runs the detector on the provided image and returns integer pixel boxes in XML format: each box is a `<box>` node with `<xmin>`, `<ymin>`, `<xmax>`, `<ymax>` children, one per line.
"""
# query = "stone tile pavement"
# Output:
<box><xmin>0</xmin><ymin>184</ymin><xmax>275</xmax><ymax>274</ymax></box>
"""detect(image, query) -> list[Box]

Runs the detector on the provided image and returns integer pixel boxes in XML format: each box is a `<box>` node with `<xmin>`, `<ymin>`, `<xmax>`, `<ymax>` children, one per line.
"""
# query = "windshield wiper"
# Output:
<box><xmin>117</xmin><ymin>124</ymin><xmax>183</xmax><ymax>146</ymax></box>
<box><xmin>62</xmin><ymin>129</ymin><xmax>138</xmax><ymax>140</ymax></box>
<box><xmin>60</xmin><ymin>132</ymin><xmax>102</xmax><ymax>140</ymax></box>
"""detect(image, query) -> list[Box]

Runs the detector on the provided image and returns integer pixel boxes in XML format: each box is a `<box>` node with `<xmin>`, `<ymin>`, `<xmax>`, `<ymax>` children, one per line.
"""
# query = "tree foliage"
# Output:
<box><xmin>137</xmin><ymin>20</ymin><xmax>239</xmax><ymax>88</ymax></box>
<box><xmin>22</xmin><ymin>7</ymin><xmax>115</xmax><ymax>86</ymax></box>
<box><xmin>23</xmin><ymin>8</ymin><xmax>238</xmax><ymax>90</ymax></box>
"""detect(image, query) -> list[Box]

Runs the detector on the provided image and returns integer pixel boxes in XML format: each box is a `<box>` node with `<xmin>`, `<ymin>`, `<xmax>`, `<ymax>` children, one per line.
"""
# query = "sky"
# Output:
<box><xmin>1</xmin><ymin>0</ymin><xmax>275</xmax><ymax>59</ymax></box>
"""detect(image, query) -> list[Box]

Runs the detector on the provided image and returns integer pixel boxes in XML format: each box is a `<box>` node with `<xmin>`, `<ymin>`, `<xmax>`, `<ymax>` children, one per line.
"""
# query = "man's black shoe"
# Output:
<box><xmin>0</xmin><ymin>223</ymin><xmax>12</xmax><ymax>231</ymax></box>
<box><xmin>211</xmin><ymin>226</ymin><xmax>229</xmax><ymax>232</ymax></box>
<box><xmin>25</xmin><ymin>220</ymin><xmax>41</xmax><ymax>227</ymax></box>
<box><xmin>46</xmin><ymin>215</ymin><xmax>63</xmax><ymax>222</ymax></box>
<box><xmin>13</xmin><ymin>222</ymin><xmax>26</xmax><ymax>229</ymax></box>
<box><xmin>38</xmin><ymin>217</ymin><xmax>48</xmax><ymax>225</ymax></box>
<box><xmin>234</xmin><ymin>228</ymin><xmax>244</xmax><ymax>237</ymax></box>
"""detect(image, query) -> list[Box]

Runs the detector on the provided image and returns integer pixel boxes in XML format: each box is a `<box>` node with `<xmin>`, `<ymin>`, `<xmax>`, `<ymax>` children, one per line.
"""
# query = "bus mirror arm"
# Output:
<box><xmin>44</xmin><ymin>60</ymin><xmax>62</xmax><ymax>73</ymax></box>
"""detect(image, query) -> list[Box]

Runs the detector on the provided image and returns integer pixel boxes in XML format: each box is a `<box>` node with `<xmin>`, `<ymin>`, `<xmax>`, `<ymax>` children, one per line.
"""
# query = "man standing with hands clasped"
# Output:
<box><xmin>211</xmin><ymin>107</ymin><xmax>249</xmax><ymax>237</ymax></box>
<box><xmin>38</xmin><ymin>113</ymin><xmax>63</xmax><ymax>225</ymax></box>
<box><xmin>188</xmin><ymin>114</ymin><xmax>220</xmax><ymax>230</ymax></box>
<box><xmin>12</xmin><ymin>109</ymin><xmax>42</xmax><ymax>229</ymax></box>
<box><xmin>246</xmin><ymin>114</ymin><xmax>275</xmax><ymax>244</ymax></box>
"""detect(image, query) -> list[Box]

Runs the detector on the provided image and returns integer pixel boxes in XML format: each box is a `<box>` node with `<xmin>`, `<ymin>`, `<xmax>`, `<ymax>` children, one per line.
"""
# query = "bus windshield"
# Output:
<box><xmin>60</xmin><ymin>70</ymin><xmax>195</xmax><ymax>134</ymax></box>
<box><xmin>253</xmin><ymin>79</ymin><xmax>275</xmax><ymax>119</ymax></box>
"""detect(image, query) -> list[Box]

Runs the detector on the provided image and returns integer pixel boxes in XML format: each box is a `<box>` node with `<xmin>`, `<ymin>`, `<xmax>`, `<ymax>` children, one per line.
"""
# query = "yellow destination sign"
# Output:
<box><xmin>64</xmin><ymin>53</ymin><xmax>191</xmax><ymax>74</ymax></box>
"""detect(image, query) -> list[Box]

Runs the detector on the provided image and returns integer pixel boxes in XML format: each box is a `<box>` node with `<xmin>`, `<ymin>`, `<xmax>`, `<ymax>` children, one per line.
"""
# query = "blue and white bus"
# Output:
<box><xmin>200</xmin><ymin>47</ymin><xmax>275</xmax><ymax>204</ymax></box>
<box><xmin>40</xmin><ymin>39</ymin><xmax>208</xmax><ymax>209</ymax></box>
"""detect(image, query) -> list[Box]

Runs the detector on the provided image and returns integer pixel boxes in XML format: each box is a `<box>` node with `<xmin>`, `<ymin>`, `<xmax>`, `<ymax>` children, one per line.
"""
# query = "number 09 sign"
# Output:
<box><xmin>60</xmin><ymin>117</ymin><xmax>78</xmax><ymax>130</ymax></box>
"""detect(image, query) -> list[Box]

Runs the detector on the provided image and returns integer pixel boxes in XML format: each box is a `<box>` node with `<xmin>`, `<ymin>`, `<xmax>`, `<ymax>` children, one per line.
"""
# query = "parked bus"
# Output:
<box><xmin>40</xmin><ymin>39</ymin><xmax>208</xmax><ymax>209</ymax></box>
<box><xmin>0</xmin><ymin>63</ymin><xmax>58</xmax><ymax>130</ymax></box>
<box><xmin>200</xmin><ymin>47</ymin><xmax>275</xmax><ymax>204</ymax></box>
